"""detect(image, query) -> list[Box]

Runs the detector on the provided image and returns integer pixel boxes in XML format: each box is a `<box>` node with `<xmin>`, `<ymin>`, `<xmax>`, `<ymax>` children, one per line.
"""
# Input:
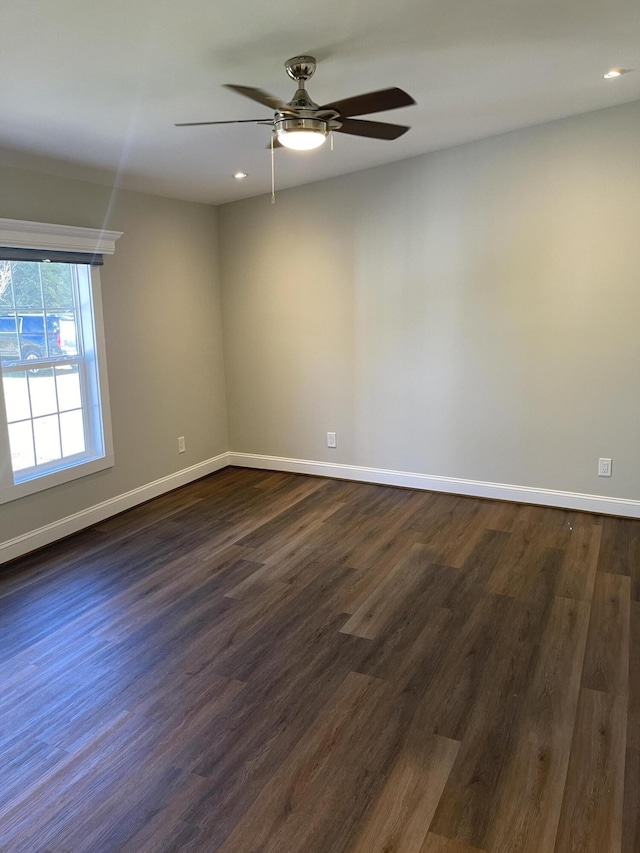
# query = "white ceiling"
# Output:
<box><xmin>1</xmin><ymin>0</ymin><xmax>639</xmax><ymax>205</ymax></box>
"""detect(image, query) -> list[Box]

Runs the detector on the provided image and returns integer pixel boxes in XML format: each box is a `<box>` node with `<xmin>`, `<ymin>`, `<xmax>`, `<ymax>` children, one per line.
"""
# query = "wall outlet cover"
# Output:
<box><xmin>598</xmin><ymin>457</ymin><xmax>612</xmax><ymax>477</ymax></box>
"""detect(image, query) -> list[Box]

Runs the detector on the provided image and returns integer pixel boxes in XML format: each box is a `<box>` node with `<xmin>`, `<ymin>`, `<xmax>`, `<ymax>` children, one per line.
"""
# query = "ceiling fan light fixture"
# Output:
<box><xmin>275</xmin><ymin>117</ymin><xmax>328</xmax><ymax>150</ymax></box>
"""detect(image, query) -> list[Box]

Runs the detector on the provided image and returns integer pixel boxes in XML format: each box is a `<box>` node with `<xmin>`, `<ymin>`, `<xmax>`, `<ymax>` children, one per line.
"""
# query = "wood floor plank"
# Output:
<box><xmin>627</xmin><ymin>600</ymin><xmax>640</xmax><ymax>751</ymax></box>
<box><xmin>180</xmin><ymin>627</ymin><xmax>371</xmax><ymax>847</ymax></box>
<box><xmin>0</xmin><ymin>710</ymin><xmax>150</xmax><ymax>848</ymax></box>
<box><xmin>484</xmin><ymin>596</ymin><xmax>591</xmax><ymax>853</ymax></box>
<box><xmin>225</xmin><ymin>546</ymin><xmax>334</xmax><ymax>601</ymax></box>
<box><xmin>622</xmin><ymin>747</ymin><xmax>640</xmax><ymax>853</ymax></box>
<box><xmin>340</xmin><ymin>543</ymin><xmax>441</xmax><ymax>639</ymax></box>
<box><xmin>581</xmin><ymin>571</ymin><xmax>630</xmax><ymax>695</ymax></box>
<box><xmin>234</xmin><ymin>482</ymin><xmax>338</xmax><ymax>550</ymax></box>
<box><xmin>507</xmin><ymin>546</ymin><xmax>566</xmax><ymax>645</ymax></box>
<box><xmin>350</xmin><ymin>734</ymin><xmax>460</xmax><ymax>853</ymax></box>
<box><xmin>552</xmin><ymin>567</ymin><xmax>630</xmax><ymax>852</ymax></box>
<box><xmin>442</xmin><ymin>528</ymin><xmax>512</xmax><ymax>614</ymax></box>
<box><xmin>428</xmin><ymin>634</ymin><xmax>539</xmax><ymax>848</ymax></box>
<box><xmin>556</xmin><ymin>522</ymin><xmax>602</xmax><ymax>601</ymax></box>
<box><xmin>214</xmin><ymin>670</ymin><xmax>395</xmax><ymax>853</ymax></box>
<box><xmin>416</xmin><ymin>498</ymin><xmax>508</xmax><ymax>570</ymax></box>
<box><xmin>420</xmin><ymin>833</ymin><xmax>486</xmax><ymax>852</ymax></box>
<box><xmin>422</xmin><ymin>592</ymin><xmax>514</xmax><ymax>742</ymax></box>
<box><xmin>597</xmin><ymin>516</ymin><xmax>640</xmax><ymax>600</ymax></box>
<box><xmin>485</xmin><ymin>530</ymin><xmax>543</xmax><ymax>598</ymax></box>
<box><xmin>92</xmin><ymin>549</ymin><xmax>263</xmax><ymax>642</ymax></box>
<box><xmin>485</xmin><ymin>505</ymin><xmax>574</xmax><ymax>598</ymax></box>
<box><xmin>336</xmin><ymin>530</ymin><xmax>423</xmax><ymax>615</ymax></box>
<box><xmin>210</xmin><ymin>562</ymin><xmax>360</xmax><ymax>683</ymax></box>
<box><xmin>354</xmin><ymin>578</ymin><xmax>458</xmax><ymax>685</ymax></box>
<box><xmin>407</xmin><ymin>491</ymin><xmax>511</xmax><ymax>547</ymax></box>
<box><xmin>553</xmin><ymin>687</ymin><xmax>626</xmax><ymax>853</ymax></box>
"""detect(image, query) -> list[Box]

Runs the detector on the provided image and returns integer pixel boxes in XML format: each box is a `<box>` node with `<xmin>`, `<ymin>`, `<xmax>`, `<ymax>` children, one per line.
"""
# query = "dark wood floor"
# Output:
<box><xmin>1</xmin><ymin>467</ymin><xmax>639</xmax><ymax>852</ymax></box>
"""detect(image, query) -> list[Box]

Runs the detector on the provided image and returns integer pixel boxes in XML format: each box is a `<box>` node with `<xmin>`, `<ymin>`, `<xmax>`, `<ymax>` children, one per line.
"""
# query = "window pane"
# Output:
<box><xmin>18</xmin><ymin>321</ymin><xmax>44</xmax><ymax>360</ymax></box>
<box><xmin>12</xmin><ymin>263</ymin><xmax>43</xmax><ymax>309</ymax></box>
<box><xmin>3</xmin><ymin>371</ymin><xmax>31</xmax><ymax>422</ymax></box>
<box><xmin>0</xmin><ymin>313</ymin><xmax>19</xmax><ymax>363</ymax></box>
<box><xmin>0</xmin><ymin>262</ymin><xmax>15</xmax><ymax>308</ymax></box>
<box><xmin>33</xmin><ymin>415</ymin><xmax>62</xmax><ymax>465</ymax></box>
<box><xmin>42</xmin><ymin>264</ymin><xmax>73</xmax><ymax>309</ymax></box>
<box><xmin>8</xmin><ymin>420</ymin><xmax>35</xmax><ymax>471</ymax></box>
<box><xmin>11</xmin><ymin>311</ymin><xmax>65</xmax><ymax>361</ymax></box>
<box><xmin>28</xmin><ymin>368</ymin><xmax>57</xmax><ymax>416</ymax></box>
<box><xmin>59</xmin><ymin>315</ymin><xmax>78</xmax><ymax>356</ymax></box>
<box><xmin>55</xmin><ymin>365</ymin><xmax>81</xmax><ymax>411</ymax></box>
<box><xmin>60</xmin><ymin>409</ymin><xmax>85</xmax><ymax>457</ymax></box>
<box><xmin>42</xmin><ymin>313</ymin><xmax>61</xmax><ymax>359</ymax></box>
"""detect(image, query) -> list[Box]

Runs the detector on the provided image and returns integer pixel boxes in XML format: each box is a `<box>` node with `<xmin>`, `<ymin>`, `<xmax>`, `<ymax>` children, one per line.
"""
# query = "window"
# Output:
<box><xmin>0</xmin><ymin>219</ymin><xmax>121</xmax><ymax>504</ymax></box>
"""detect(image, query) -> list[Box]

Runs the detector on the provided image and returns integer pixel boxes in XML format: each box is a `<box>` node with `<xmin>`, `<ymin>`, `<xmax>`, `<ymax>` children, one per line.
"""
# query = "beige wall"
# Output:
<box><xmin>219</xmin><ymin>100</ymin><xmax>640</xmax><ymax>500</ymax></box>
<box><xmin>0</xmin><ymin>165</ymin><xmax>227</xmax><ymax>544</ymax></box>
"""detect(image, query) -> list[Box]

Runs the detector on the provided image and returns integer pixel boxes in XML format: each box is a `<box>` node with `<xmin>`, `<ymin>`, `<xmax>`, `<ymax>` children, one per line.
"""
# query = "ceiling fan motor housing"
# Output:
<box><xmin>275</xmin><ymin>117</ymin><xmax>328</xmax><ymax>134</ymax></box>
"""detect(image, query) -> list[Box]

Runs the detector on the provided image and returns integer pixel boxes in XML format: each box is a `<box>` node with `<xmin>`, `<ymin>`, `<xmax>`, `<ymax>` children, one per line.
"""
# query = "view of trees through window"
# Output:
<box><xmin>1</xmin><ymin>259</ymin><xmax>74</xmax><ymax>310</ymax></box>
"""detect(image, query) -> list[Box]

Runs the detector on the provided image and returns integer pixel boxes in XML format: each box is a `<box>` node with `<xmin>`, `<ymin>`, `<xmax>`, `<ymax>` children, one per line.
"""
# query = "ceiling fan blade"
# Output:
<box><xmin>224</xmin><ymin>84</ymin><xmax>296</xmax><ymax>114</ymax></box>
<box><xmin>320</xmin><ymin>87</ymin><xmax>415</xmax><ymax>118</ymax></box>
<box><xmin>175</xmin><ymin>119</ymin><xmax>270</xmax><ymax>127</ymax></box>
<box><xmin>335</xmin><ymin>118</ymin><xmax>410</xmax><ymax>140</ymax></box>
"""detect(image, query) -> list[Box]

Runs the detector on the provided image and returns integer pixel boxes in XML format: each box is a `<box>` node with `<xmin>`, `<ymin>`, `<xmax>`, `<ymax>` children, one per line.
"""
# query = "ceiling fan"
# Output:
<box><xmin>176</xmin><ymin>55</ymin><xmax>415</xmax><ymax>151</ymax></box>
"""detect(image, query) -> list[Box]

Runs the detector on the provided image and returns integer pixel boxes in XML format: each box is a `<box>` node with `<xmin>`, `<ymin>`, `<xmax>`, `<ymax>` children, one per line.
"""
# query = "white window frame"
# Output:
<box><xmin>0</xmin><ymin>218</ymin><xmax>122</xmax><ymax>504</ymax></box>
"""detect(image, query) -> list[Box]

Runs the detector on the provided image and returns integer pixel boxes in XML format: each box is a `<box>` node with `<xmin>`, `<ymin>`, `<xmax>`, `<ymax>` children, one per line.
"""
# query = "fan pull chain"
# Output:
<box><xmin>270</xmin><ymin>134</ymin><xmax>276</xmax><ymax>204</ymax></box>
<box><xmin>330</xmin><ymin>132</ymin><xmax>334</xmax><ymax>151</ymax></box>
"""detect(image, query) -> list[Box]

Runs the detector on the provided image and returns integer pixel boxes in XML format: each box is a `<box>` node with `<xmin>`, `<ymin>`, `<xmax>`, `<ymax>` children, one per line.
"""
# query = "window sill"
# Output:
<box><xmin>0</xmin><ymin>453</ymin><xmax>114</xmax><ymax>505</ymax></box>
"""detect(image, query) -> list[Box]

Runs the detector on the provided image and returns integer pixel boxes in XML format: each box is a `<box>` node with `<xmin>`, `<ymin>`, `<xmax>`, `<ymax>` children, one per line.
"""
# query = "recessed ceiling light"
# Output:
<box><xmin>603</xmin><ymin>68</ymin><xmax>633</xmax><ymax>79</ymax></box>
<box><xmin>233</xmin><ymin>171</ymin><xmax>248</xmax><ymax>179</ymax></box>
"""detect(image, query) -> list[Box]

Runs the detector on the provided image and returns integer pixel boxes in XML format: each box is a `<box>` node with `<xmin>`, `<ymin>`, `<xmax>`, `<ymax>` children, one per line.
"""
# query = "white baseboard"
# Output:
<box><xmin>0</xmin><ymin>453</ymin><xmax>231</xmax><ymax>565</ymax></box>
<box><xmin>228</xmin><ymin>452</ymin><xmax>640</xmax><ymax>519</ymax></box>
<box><xmin>3</xmin><ymin>450</ymin><xmax>639</xmax><ymax>565</ymax></box>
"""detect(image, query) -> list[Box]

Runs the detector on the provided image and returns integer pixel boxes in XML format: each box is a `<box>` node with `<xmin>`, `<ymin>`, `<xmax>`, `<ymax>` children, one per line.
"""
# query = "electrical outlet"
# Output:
<box><xmin>598</xmin><ymin>457</ymin><xmax>612</xmax><ymax>477</ymax></box>
<box><xmin>178</xmin><ymin>436</ymin><xmax>186</xmax><ymax>454</ymax></box>
<box><xmin>327</xmin><ymin>432</ymin><xmax>337</xmax><ymax>448</ymax></box>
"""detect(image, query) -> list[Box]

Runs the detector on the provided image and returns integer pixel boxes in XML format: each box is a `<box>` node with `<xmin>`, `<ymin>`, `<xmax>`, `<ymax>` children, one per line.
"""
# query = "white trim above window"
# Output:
<box><xmin>0</xmin><ymin>219</ymin><xmax>122</xmax><ymax>255</ymax></box>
